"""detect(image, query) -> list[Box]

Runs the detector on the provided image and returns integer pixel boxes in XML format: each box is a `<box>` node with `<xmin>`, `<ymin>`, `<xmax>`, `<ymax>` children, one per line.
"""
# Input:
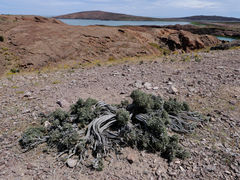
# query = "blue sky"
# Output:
<box><xmin>1</xmin><ymin>0</ymin><xmax>240</xmax><ymax>18</ymax></box>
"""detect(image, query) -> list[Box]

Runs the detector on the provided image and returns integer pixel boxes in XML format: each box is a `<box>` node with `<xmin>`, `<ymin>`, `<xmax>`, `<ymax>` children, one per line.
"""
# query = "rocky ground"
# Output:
<box><xmin>161</xmin><ymin>24</ymin><xmax>240</xmax><ymax>39</ymax></box>
<box><xmin>0</xmin><ymin>49</ymin><xmax>240</xmax><ymax>179</ymax></box>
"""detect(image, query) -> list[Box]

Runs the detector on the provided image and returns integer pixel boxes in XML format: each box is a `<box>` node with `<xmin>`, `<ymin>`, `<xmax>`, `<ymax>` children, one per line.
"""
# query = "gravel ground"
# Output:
<box><xmin>0</xmin><ymin>49</ymin><xmax>240</xmax><ymax>180</ymax></box>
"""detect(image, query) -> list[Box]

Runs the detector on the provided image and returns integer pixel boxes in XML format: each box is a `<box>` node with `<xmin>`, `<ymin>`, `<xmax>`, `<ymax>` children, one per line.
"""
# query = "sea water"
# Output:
<box><xmin>59</xmin><ymin>19</ymin><xmax>189</xmax><ymax>26</ymax></box>
<box><xmin>59</xmin><ymin>19</ymin><xmax>237</xmax><ymax>42</ymax></box>
<box><xmin>216</xmin><ymin>36</ymin><xmax>236</xmax><ymax>42</ymax></box>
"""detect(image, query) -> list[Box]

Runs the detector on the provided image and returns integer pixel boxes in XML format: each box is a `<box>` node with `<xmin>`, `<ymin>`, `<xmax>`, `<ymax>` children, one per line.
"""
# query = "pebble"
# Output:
<box><xmin>206</xmin><ymin>165</ymin><xmax>216</xmax><ymax>172</ymax></box>
<box><xmin>27</xmin><ymin>163</ymin><xmax>35</xmax><ymax>170</ymax></box>
<box><xmin>56</xmin><ymin>99</ymin><xmax>70</xmax><ymax>108</ymax></box>
<box><xmin>179</xmin><ymin>166</ymin><xmax>185</xmax><ymax>172</ymax></box>
<box><xmin>66</xmin><ymin>159</ymin><xmax>78</xmax><ymax>168</ymax></box>
<box><xmin>155</xmin><ymin>167</ymin><xmax>166</xmax><ymax>176</ymax></box>
<box><xmin>22</xmin><ymin>109</ymin><xmax>31</xmax><ymax>114</ymax></box>
<box><xmin>135</xmin><ymin>80</ymin><xmax>143</xmax><ymax>89</ymax></box>
<box><xmin>23</xmin><ymin>91</ymin><xmax>32</xmax><ymax>97</ymax></box>
<box><xmin>169</xmin><ymin>85</ymin><xmax>178</xmax><ymax>94</ymax></box>
<box><xmin>210</xmin><ymin>117</ymin><xmax>216</xmax><ymax>122</ymax></box>
<box><xmin>167</xmin><ymin>81</ymin><xmax>173</xmax><ymax>85</ymax></box>
<box><xmin>44</xmin><ymin>121</ymin><xmax>51</xmax><ymax>129</ymax></box>
<box><xmin>229</xmin><ymin>100</ymin><xmax>237</xmax><ymax>105</ymax></box>
<box><xmin>188</xmin><ymin>87</ymin><xmax>196</xmax><ymax>93</ymax></box>
<box><xmin>225</xmin><ymin>170</ymin><xmax>231</xmax><ymax>175</ymax></box>
<box><xmin>144</xmin><ymin>82</ymin><xmax>152</xmax><ymax>90</ymax></box>
<box><xmin>216</xmin><ymin>66</ymin><xmax>225</xmax><ymax>69</ymax></box>
<box><xmin>127</xmin><ymin>153</ymin><xmax>137</xmax><ymax>164</ymax></box>
<box><xmin>175</xmin><ymin>160</ymin><xmax>181</xmax><ymax>164</ymax></box>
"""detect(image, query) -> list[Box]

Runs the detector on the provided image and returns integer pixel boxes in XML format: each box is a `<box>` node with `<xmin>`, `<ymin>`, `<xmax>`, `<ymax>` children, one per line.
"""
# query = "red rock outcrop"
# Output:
<box><xmin>156</xmin><ymin>24</ymin><xmax>240</xmax><ymax>39</ymax></box>
<box><xmin>0</xmin><ymin>15</ymin><xmax>221</xmax><ymax>75</ymax></box>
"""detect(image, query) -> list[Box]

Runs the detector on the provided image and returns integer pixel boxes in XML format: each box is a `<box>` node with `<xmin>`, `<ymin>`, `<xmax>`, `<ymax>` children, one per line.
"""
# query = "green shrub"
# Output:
<box><xmin>70</xmin><ymin>98</ymin><xmax>98</xmax><ymax>126</ymax></box>
<box><xmin>119</xmin><ymin>100</ymin><xmax>130</xmax><ymax>108</ymax></box>
<box><xmin>194</xmin><ymin>54</ymin><xmax>202</xmax><ymax>62</ymax></box>
<box><xmin>48</xmin><ymin>123</ymin><xmax>80</xmax><ymax>151</ymax></box>
<box><xmin>19</xmin><ymin>126</ymin><xmax>46</xmax><ymax>150</ymax></box>
<box><xmin>130</xmin><ymin>90</ymin><xmax>154</xmax><ymax>113</ymax></box>
<box><xmin>164</xmin><ymin>98</ymin><xmax>189</xmax><ymax>115</ymax></box>
<box><xmin>115</xmin><ymin>109</ymin><xmax>130</xmax><ymax>127</ymax></box>
<box><xmin>0</xmin><ymin>36</ymin><xmax>4</xmax><ymax>42</ymax></box>
<box><xmin>162</xmin><ymin>135</ymin><xmax>190</xmax><ymax>162</ymax></box>
<box><xmin>10</xmin><ymin>68</ymin><xmax>20</xmax><ymax>73</ymax></box>
<box><xmin>19</xmin><ymin>90</ymin><xmax>205</xmax><ymax>169</ymax></box>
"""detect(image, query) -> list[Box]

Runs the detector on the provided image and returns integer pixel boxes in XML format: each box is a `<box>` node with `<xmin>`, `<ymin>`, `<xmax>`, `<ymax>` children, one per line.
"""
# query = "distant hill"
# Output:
<box><xmin>54</xmin><ymin>11</ymin><xmax>240</xmax><ymax>22</ymax></box>
<box><xmin>54</xmin><ymin>11</ymin><xmax>163</xmax><ymax>21</ymax></box>
<box><xmin>178</xmin><ymin>15</ymin><xmax>240</xmax><ymax>22</ymax></box>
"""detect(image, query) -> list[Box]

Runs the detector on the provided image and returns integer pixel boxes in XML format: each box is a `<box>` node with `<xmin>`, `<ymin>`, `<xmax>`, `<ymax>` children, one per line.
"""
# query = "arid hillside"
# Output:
<box><xmin>0</xmin><ymin>15</ymin><xmax>220</xmax><ymax>76</ymax></box>
<box><xmin>55</xmin><ymin>11</ymin><xmax>240</xmax><ymax>22</ymax></box>
<box><xmin>54</xmin><ymin>10</ymin><xmax>163</xmax><ymax>21</ymax></box>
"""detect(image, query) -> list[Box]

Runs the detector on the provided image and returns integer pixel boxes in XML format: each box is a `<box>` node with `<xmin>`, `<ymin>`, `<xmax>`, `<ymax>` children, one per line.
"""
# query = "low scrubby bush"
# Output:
<box><xmin>20</xmin><ymin>90</ymin><xmax>207</xmax><ymax>169</ymax></box>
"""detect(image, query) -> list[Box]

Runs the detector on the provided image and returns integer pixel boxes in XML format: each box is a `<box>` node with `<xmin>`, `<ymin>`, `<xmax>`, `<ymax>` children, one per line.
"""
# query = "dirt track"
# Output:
<box><xmin>0</xmin><ymin>49</ymin><xmax>239</xmax><ymax>179</ymax></box>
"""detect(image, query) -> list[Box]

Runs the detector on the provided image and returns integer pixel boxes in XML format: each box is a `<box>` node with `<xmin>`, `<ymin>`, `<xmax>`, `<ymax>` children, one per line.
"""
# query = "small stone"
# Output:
<box><xmin>44</xmin><ymin>121</ymin><xmax>51</xmax><ymax>129</ymax></box>
<box><xmin>42</xmin><ymin>74</ymin><xmax>48</xmax><ymax>78</ymax></box>
<box><xmin>234</xmin><ymin>68</ymin><xmax>240</xmax><ymax>72</ymax></box>
<box><xmin>224</xmin><ymin>170</ymin><xmax>231</xmax><ymax>175</ymax></box>
<box><xmin>56</xmin><ymin>99</ymin><xmax>70</xmax><ymax>108</ymax></box>
<box><xmin>179</xmin><ymin>166</ymin><xmax>185</xmax><ymax>172</ymax></box>
<box><xmin>168</xmin><ymin>171</ymin><xmax>177</xmax><ymax>176</ymax></box>
<box><xmin>188</xmin><ymin>87</ymin><xmax>196</xmax><ymax>93</ymax></box>
<box><xmin>175</xmin><ymin>160</ymin><xmax>181</xmax><ymax>164</ymax></box>
<box><xmin>155</xmin><ymin>168</ymin><xmax>165</xmax><ymax>176</ymax></box>
<box><xmin>169</xmin><ymin>85</ymin><xmax>178</xmax><ymax>94</ymax></box>
<box><xmin>23</xmin><ymin>91</ymin><xmax>31</xmax><ymax>97</ymax></box>
<box><xmin>153</xmin><ymin>87</ymin><xmax>159</xmax><ymax>90</ymax></box>
<box><xmin>216</xmin><ymin>66</ymin><xmax>225</xmax><ymax>69</ymax></box>
<box><xmin>206</xmin><ymin>165</ymin><xmax>216</xmax><ymax>172</ymax></box>
<box><xmin>229</xmin><ymin>100</ymin><xmax>237</xmax><ymax>105</ymax></box>
<box><xmin>22</xmin><ymin>109</ymin><xmax>31</xmax><ymax>114</ymax></box>
<box><xmin>210</xmin><ymin>117</ymin><xmax>216</xmax><ymax>122</ymax></box>
<box><xmin>120</xmin><ymin>91</ymin><xmax>126</xmax><ymax>95</ymax></box>
<box><xmin>66</xmin><ymin>159</ymin><xmax>78</xmax><ymax>168</ymax></box>
<box><xmin>15</xmin><ymin>132</ymin><xmax>21</xmax><ymax>138</ymax></box>
<box><xmin>112</xmin><ymin>72</ymin><xmax>120</xmax><ymax>76</ymax></box>
<box><xmin>143</xmin><ymin>170</ymin><xmax>148</xmax><ymax>175</ymax></box>
<box><xmin>155</xmin><ymin>171</ymin><xmax>160</xmax><ymax>177</ymax></box>
<box><xmin>27</xmin><ymin>163</ymin><xmax>34</xmax><ymax>170</ymax></box>
<box><xmin>127</xmin><ymin>153</ymin><xmax>137</xmax><ymax>164</ymax></box>
<box><xmin>135</xmin><ymin>80</ymin><xmax>143</xmax><ymax>89</ymax></box>
<box><xmin>144</xmin><ymin>82</ymin><xmax>152</xmax><ymax>90</ymax></box>
<box><xmin>167</xmin><ymin>81</ymin><xmax>173</xmax><ymax>85</ymax></box>
<box><xmin>149</xmin><ymin>164</ymin><xmax>155</xmax><ymax>168</ymax></box>
<box><xmin>71</xmin><ymin>80</ymin><xmax>77</xmax><ymax>84</ymax></box>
